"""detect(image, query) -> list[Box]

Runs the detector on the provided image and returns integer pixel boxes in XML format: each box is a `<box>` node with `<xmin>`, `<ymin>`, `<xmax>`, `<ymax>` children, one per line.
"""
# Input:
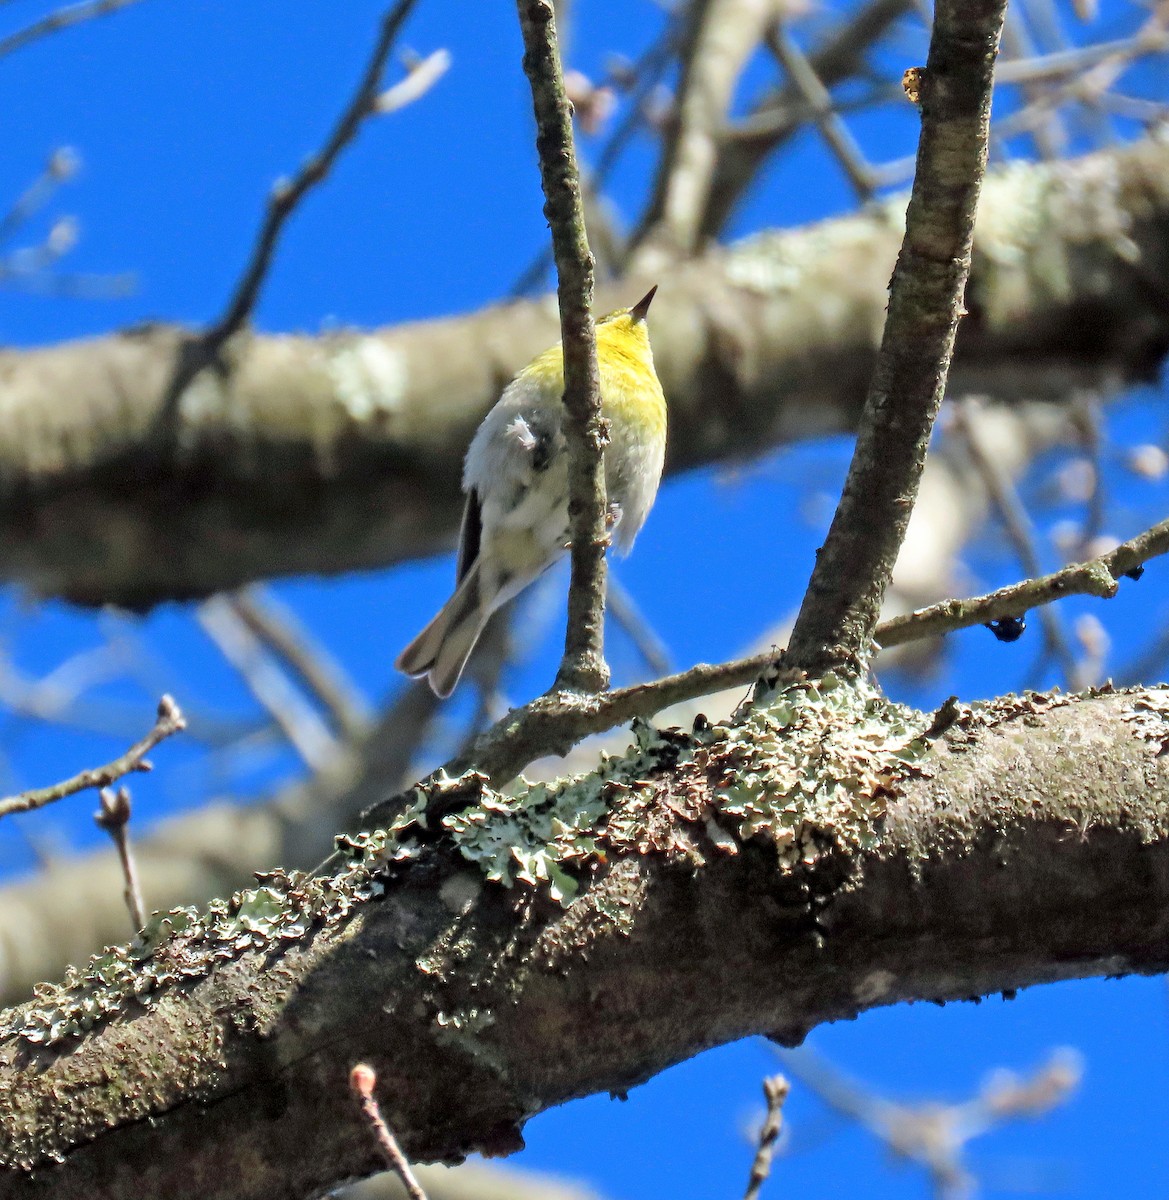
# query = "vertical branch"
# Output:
<box><xmin>743</xmin><ymin>1074</ymin><xmax>791</xmax><ymax>1200</ymax></box>
<box><xmin>632</xmin><ymin>0</ymin><xmax>779</xmax><ymax>265</ymax></box>
<box><xmin>515</xmin><ymin>0</ymin><xmax>609</xmax><ymax>695</ymax></box>
<box><xmin>784</xmin><ymin>0</ymin><xmax>1007</xmax><ymax>675</ymax></box>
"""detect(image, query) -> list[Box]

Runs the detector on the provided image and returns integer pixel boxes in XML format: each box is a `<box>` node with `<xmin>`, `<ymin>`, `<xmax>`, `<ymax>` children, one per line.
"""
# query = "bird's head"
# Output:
<box><xmin>595</xmin><ymin>285</ymin><xmax>657</xmax><ymax>358</ymax></box>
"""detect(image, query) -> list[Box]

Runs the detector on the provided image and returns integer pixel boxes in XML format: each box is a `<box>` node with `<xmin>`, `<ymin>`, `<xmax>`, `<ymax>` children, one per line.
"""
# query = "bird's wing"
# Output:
<box><xmin>455</xmin><ymin>488</ymin><xmax>482</xmax><ymax>585</ymax></box>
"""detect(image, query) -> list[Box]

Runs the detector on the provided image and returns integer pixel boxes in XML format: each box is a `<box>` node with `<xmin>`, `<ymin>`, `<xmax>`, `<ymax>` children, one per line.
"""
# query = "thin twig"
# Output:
<box><xmin>996</xmin><ymin>27</ymin><xmax>1169</xmax><ymax>85</ymax></box>
<box><xmin>951</xmin><ymin>401</ymin><xmax>1080</xmax><ymax>683</ymax></box>
<box><xmin>697</xmin><ymin>0</ymin><xmax>915</xmax><ymax>241</ymax></box>
<box><xmin>995</xmin><ymin>6</ymin><xmax>1169</xmax><ymax>142</ymax></box>
<box><xmin>0</xmin><ymin>148</ymin><xmax>79</xmax><ymax>247</ymax></box>
<box><xmin>198</xmin><ymin>598</ymin><xmax>339</xmax><ymax>772</ymax></box>
<box><xmin>784</xmin><ymin>0</ymin><xmax>1007</xmax><ymax>675</ymax></box>
<box><xmin>764</xmin><ymin>24</ymin><xmax>878</xmax><ymax>202</ymax></box>
<box><xmin>999</xmin><ymin>4</ymin><xmax>1067</xmax><ymax>160</ymax></box>
<box><xmin>368</xmin><ymin>512</ymin><xmax>1169</xmax><ymax>812</ymax></box>
<box><xmin>743</xmin><ymin>1074</ymin><xmax>791</xmax><ymax>1200</ymax></box>
<box><xmin>515</xmin><ymin>0</ymin><xmax>609</xmax><ymax>695</ymax></box>
<box><xmin>94</xmin><ymin>786</ymin><xmax>146</xmax><ymax>931</ymax></box>
<box><xmin>0</xmin><ymin>694</ymin><xmax>186</xmax><ymax>820</ymax></box>
<box><xmin>0</xmin><ymin>260</ymin><xmax>135</xmax><ymax>297</ymax></box>
<box><xmin>349</xmin><ymin>1064</ymin><xmax>430</xmax><ymax>1200</ymax></box>
<box><xmin>204</xmin><ymin>0</ymin><xmax>421</xmax><ymax>348</ymax></box>
<box><xmin>229</xmin><ymin>587</ymin><xmax>371</xmax><ymax>741</ymax></box>
<box><xmin>875</xmin><ymin>514</ymin><xmax>1169</xmax><ymax>648</ymax></box>
<box><xmin>0</xmin><ymin>0</ymin><xmax>145</xmax><ymax>59</ymax></box>
<box><xmin>606</xmin><ymin>572</ymin><xmax>673</xmax><ymax>677</ymax></box>
<box><xmin>777</xmin><ymin>1044</ymin><xmax>1081</xmax><ymax>1199</ymax></box>
<box><xmin>1071</xmin><ymin>395</ymin><xmax>1106</xmax><ymax>558</ymax></box>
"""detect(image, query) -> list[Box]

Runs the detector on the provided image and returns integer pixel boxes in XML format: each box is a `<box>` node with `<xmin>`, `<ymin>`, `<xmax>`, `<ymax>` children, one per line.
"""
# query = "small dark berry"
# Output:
<box><xmin>984</xmin><ymin>615</ymin><xmax>1026</xmax><ymax>643</ymax></box>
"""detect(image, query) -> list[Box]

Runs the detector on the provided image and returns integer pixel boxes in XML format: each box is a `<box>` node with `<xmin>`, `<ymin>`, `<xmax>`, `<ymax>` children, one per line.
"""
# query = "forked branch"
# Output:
<box><xmin>785</xmin><ymin>0</ymin><xmax>1008</xmax><ymax>674</ymax></box>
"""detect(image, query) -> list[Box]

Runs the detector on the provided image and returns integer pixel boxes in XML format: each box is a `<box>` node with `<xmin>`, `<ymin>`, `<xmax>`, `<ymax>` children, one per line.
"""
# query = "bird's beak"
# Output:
<box><xmin>630</xmin><ymin>285</ymin><xmax>658</xmax><ymax>323</ymax></box>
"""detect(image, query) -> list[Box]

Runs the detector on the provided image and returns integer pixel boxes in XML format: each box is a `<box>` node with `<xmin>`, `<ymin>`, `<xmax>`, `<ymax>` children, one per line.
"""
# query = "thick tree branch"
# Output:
<box><xmin>2</xmin><ymin>684</ymin><xmax>1169</xmax><ymax>1198</ymax></box>
<box><xmin>786</xmin><ymin>0</ymin><xmax>1006</xmax><ymax>672</ymax></box>
<box><xmin>5</xmin><ymin>495</ymin><xmax>1155</xmax><ymax>1010</ymax></box>
<box><xmin>516</xmin><ymin>0</ymin><xmax>608</xmax><ymax>695</ymax></box>
<box><xmin>2</xmin><ymin>138</ymin><xmax>1169</xmax><ymax>607</ymax></box>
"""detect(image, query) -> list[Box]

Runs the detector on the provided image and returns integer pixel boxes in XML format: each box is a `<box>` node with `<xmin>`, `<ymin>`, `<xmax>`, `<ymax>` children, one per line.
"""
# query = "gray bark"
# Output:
<box><xmin>0</xmin><ymin>683</ymin><xmax>1166</xmax><ymax>1199</ymax></box>
<box><xmin>2</xmin><ymin>137</ymin><xmax>1168</xmax><ymax>606</ymax></box>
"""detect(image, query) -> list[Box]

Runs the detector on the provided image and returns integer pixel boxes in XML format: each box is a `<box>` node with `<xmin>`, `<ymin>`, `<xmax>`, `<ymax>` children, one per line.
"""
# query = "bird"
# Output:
<box><xmin>396</xmin><ymin>285</ymin><xmax>666</xmax><ymax>698</ymax></box>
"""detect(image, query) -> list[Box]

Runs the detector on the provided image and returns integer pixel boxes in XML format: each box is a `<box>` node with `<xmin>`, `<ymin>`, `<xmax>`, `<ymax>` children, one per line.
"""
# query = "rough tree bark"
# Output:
<box><xmin>1</xmin><ymin>136</ymin><xmax>1167</xmax><ymax>606</ymax></box>
<box><xmin>0</xmin><ymin>683</ymin><xmax>1166</xmax><ymax>1199</ymax></box>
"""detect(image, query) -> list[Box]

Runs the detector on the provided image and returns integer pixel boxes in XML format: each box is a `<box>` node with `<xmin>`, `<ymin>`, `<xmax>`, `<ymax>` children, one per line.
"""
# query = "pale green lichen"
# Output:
<box><xmin>1121</xmin><ymin>688</ymin><xmax>1169</xmax><ymax>753</ymax></box>
<box><xmin>713</xmin><ymin>672</ymin><xmax>932</xmax><ymax>864</ymax></box>
<box><xmin>4</xmin><ymin>676</ymin><xmax>935</xmax><ymax>1049</ymax></box>
<box><xmin>324</xmin><ymin>335</ymin><xmax>408</xmax><ymax>425</ymax></box>
<box><xmin>393</xmin><ymin>674</ymin><xmax>933</xmax><ymax>901</ymax></box>
<box><xmin>2</xmin><ymin>857</ymin><xmax>392</xmax><ymax>1048</ymax></box>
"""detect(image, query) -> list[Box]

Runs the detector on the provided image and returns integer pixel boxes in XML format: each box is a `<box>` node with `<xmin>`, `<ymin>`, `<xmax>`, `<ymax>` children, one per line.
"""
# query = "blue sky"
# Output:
<box><xmin>2</xmin><ymin>1</ymin><xmax>1169</xmax><ymax>1197</ymax></box>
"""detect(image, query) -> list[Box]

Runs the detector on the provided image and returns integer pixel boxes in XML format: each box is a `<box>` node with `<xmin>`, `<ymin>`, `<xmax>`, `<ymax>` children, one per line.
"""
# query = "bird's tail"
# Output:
<box><xmin>395</xmin><ymin>562</ymin><xmax>488</xmax><ymax>699</ymax></box>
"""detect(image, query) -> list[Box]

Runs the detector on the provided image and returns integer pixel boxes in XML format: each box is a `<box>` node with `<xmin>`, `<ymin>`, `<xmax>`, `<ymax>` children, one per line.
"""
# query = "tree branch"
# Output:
<box><xmin>876</xmin><ymin>516</ymin><xmax>1169</xmax><ymax>649</ymax></box>
<box><xmin>2</xmin><ymin>138</ymin><xmax>1169</xmax><ymax>607</ymax></box>
<box><xmin>785</xmin><ymin>0</ymin><xmax>1006</xmax><ymax>673</ymax></box>
<box><xmin>516</xmin><ymin>0</ymin><xmax>609</xmax><ymax>695</ymax></box>
<box><xmin>0</xmin><ymin>0</ymin><xmax>146</xmax><ymax>60</ymax></box>
<box><xmin>204</xmin><ymin>0</ymin><xmax>420</xmax><ymax>349</ymax></box>
<box><xmin>2</xmin><ymin>684</ymin><xmax>1168</xmax><ymax>1198</ymax></box>
<box><xmin>0</xmin><ymin>695</ymin><xmax>185</xmax><ymax>820</ymax></box>
<box><xmin>699</xmin><ymin>0</ymin><xmax>914</xmax><ymax>240</ymax></box>
<box><xmin>631</xmin><ymin>0</ymin><xmax>781</xmax><ymax>267</ymax></box>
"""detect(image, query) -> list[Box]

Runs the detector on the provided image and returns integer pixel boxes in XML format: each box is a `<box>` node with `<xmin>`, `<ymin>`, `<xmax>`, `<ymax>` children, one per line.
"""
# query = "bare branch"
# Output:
<box><xmin>93</xmin><ymin>786</ymin><xmax>146</xmax><ymax>932</ymax></box>
<box><xmin>0</xmin><ymin>148</ymin><xmax>79</xmax><ymax>247</ymax></box>
<box><xmin>350</xmin><ymin>1065</ymin><xmax>430</xmax><ymax>1200</ymax></box>
<box><xmin>700</xmin><ymin>0</ymin><xmax>915</xmax><ymax>239</ymax></box>
<box><xmin>205</xmin><ymin>0</ymin><xmax>421</xmax><ymax>348</ymax></box>
<box><xmin>785</xmin><ymin>0</ymin><xmax>1006</xmax><ymax>674</ymax></box>
<box><xmin>0</xmin><ymin>0</ymin><xmax>146</xmax><ymax>60</ymax></box>
<box><xmin>763</xmin><ymin>23</ymin><xmax>878</xmax><ymax>202</ymax></box>
<box><xmin>515</xmin><ymin>0</ymin><xmax>608</xmax><ymax>695</ymax></box>
<box><xmin>229</xmin><ymin>587</ymin><xmax>371</xmax><ymax>741</ymax></box>
<box><xmin>875</xmin><ymin>514</ymin><xmax>1169</xmax><ymax>650</ymax></box>
<box><xmin>779</xmin><ymin>1045</ymin><xmax>1082</xmax><ymax>1197</ymax></box>
<box><xmin>743</xmin><ymin>1075</ymin><xmax>790</xmax><ymax>1200</ymax></box>
<box><xmin>632</xmin><ymin>0</ymin><xmax>781</xmax><ymax>266</ymax></box>
<box><xmin>197</xmin><ymin>598</ymin><xmax>339</xmax><ymax>772</ymax></box>
<box><xmin>996</xmin><ymin>26</ymin><xmax>1169</xmax><ymax>85</ymax></box>
<box><xmin>0</xmin><ymin>695</ymin><xmax>185</xmax><ymax>821</ymax></box>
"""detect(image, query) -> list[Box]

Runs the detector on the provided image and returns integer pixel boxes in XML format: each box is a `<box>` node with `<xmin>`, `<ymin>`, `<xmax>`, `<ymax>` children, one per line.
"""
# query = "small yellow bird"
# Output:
<box><xmin>397</xmin><ymin>286</ymin><xmax>667</xmax><ymax>698</ymax></box>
